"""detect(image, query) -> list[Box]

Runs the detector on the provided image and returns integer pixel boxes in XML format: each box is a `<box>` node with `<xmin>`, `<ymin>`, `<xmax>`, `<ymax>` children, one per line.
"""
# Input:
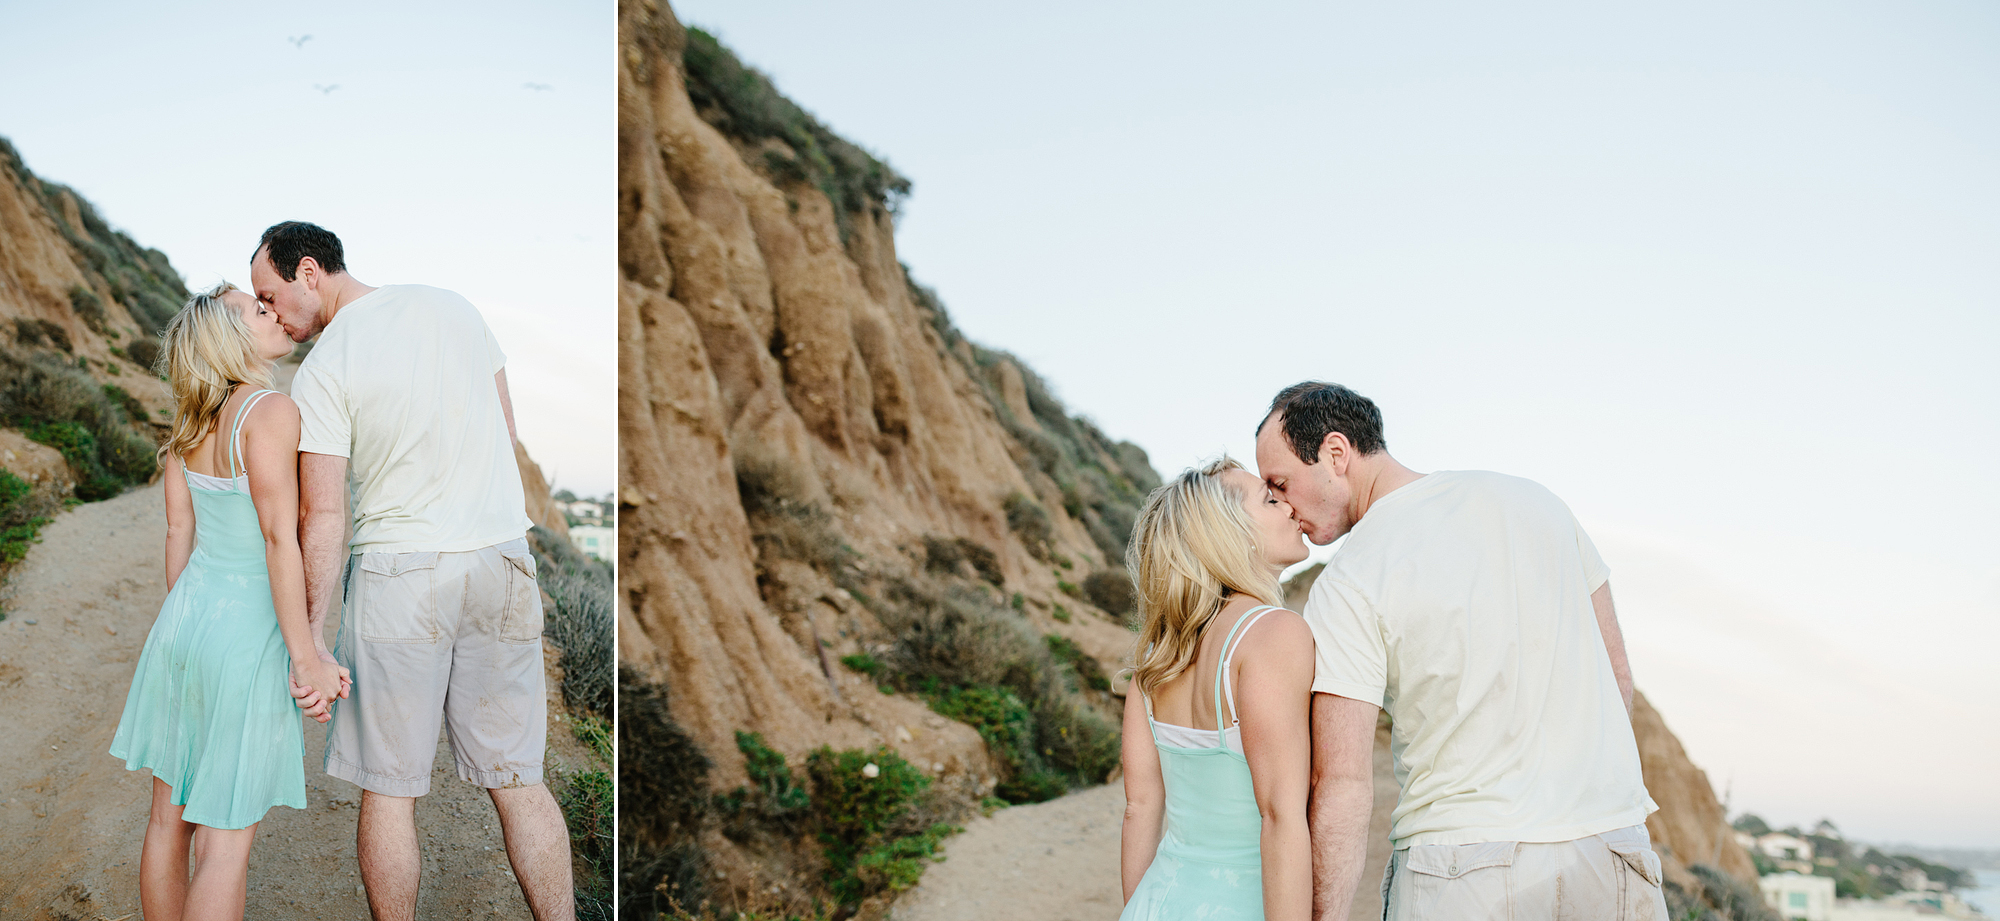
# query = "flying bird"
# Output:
<box><xmin>523</xmin><ymin>82</ymin><xmax>553</xmax><ymax>92</ymax></box>
<box><xmin>314</xmin><ymin>84</ymin><xmax>340</xmax><ymax>94</ymax></box>
<box><xmin>288</xmin><ymin>35</ymin><xmax>312</xmax><ymax>49</ymax></box>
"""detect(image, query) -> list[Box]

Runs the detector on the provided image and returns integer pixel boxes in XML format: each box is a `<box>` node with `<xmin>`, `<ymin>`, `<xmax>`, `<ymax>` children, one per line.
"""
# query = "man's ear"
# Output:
<box><xmin>1320</xmin><ymin>431</ymin><xmax>1352</xmax><ymax>475</ymax></box>
<box><xmin>297</xmin><ymin>256</ymin><xmax>321</xmax><ymax>290</ymax></box>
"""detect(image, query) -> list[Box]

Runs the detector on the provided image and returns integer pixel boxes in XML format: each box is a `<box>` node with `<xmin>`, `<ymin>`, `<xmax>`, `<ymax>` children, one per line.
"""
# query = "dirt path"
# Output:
<box><xmin>0</xmin><ymin>482</ymin><xmax>596</xmax><ymax>919</ymax></box>
<box><xmin>890</xmin><ymin>723</ymin><xmax>1399</xmax><ymax>921</ymax></box>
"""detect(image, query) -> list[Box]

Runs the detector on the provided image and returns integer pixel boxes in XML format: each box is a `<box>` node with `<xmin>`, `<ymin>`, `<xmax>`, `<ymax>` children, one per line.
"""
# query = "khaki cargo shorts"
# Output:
<box><xmin>326</xmin><ymin>537</ymin><xmax>546</xmax><ymax>796</ymax></box>
<box><xmin>1383</xmin><ymin>824</ymin><xmax>1669</xmax><ymax>921</ymax></box>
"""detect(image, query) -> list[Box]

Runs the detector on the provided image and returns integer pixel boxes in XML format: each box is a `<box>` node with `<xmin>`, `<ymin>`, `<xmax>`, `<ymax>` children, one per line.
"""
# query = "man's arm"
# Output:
<box><xmin>1308</xmin><ymin>692</ymin><xmax>1379</xmax><ymax>920</ymax></box>
<box><xmin>1592</xmin><ymin>581</ymin><xmax>1634</xmax><ymax>715</ymax></box>
<box><xmin>298</xmin><ymin>451</ymin><xmax>350</xmax><ymax>656</ymax></box>
<box><xmin>495</xmin><ymin>368</ymin><xmax>517</xmax><ymax>446</ymax></box>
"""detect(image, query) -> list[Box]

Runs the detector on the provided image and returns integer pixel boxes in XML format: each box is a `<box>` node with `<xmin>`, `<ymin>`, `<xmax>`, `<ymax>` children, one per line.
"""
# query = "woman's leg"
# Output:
<box><xmin>141</xmin><ymin>775</ymin><xmax>195</xmax><ymax>921</ymax></box>
<box><xmin>184</xmin><ymin>821</ymin><xmax>259</xmax><ymax>921</ymax></box>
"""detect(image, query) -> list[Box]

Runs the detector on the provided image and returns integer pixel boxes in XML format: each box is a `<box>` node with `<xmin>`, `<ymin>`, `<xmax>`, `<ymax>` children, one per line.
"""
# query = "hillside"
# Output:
<box><xmin>0</xmin><ymin>137</ymin><xmax>182</xmax><ymax>504</ymax></box>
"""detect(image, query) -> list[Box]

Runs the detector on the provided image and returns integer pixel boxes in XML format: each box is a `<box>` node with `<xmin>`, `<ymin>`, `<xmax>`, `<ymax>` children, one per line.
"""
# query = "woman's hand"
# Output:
<box><xmin>291</xmin><ymin>656</ymin><xmax>350</xmax><ymax>722</ymax></box>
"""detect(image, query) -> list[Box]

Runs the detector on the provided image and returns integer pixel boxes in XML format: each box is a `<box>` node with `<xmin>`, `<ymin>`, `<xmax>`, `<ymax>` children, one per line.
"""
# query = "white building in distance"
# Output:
<box><xmin>570</xmin><ymin>524</ymin><xmax>611</xmax><ymax>561</ymax></box>
<box><xmin>1763</xmin><ymin>873</ymin><xmax>1835</xmax><ymax>921</ymax></box>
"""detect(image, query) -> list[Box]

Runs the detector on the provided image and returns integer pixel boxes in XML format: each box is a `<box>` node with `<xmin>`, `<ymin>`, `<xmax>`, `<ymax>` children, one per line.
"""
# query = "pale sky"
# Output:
<box><xmin>0</xmin><ymin>1</ymin><xmax>616</xmax><ymax>496</ymax></box>
<box><xmin>677</xmin><ymin>0</ymin><xmax>2000</xmax><ymax>847</ymax></box>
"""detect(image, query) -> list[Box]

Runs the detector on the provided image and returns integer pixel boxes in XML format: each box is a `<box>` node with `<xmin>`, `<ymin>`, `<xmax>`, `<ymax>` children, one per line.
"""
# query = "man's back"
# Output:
<box><xmin>293</xmin><ymin>283</ymin><xmax>528</xmax><ymax>553</ymax></box>
<box><xmin>1305</xmin><ymin>470</ymin><xmax>1654</xmax><ymax>847</ymax></box>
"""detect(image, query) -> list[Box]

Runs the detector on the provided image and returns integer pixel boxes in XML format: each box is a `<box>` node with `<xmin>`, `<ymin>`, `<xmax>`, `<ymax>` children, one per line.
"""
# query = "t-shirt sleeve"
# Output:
<box><xmin>1574</xmin><ymin>513</ymin><xmax>1610</xmax><ymax>592</ymax></box>
<box><xmin>292</xmin><ymin>364</ymin><xmax>352</xmax><ymax>458</ymax></box>
<box><xmin>1303</xmin><ymin>575</ymin><xmax>1388</xmax><ymax>706</ymax></box>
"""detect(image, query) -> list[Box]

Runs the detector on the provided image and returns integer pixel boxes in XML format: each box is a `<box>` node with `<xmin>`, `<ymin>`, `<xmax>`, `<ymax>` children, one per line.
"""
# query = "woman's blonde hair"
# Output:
<box><xmin>1126</xmin><ymin>456</ymin><xmax>1284</xmax><ymax>695</ymax></box>
<box><xmin>157</xmin><ymin>282</ymin><xmax>272</xmax><ymax>466</ymax></box>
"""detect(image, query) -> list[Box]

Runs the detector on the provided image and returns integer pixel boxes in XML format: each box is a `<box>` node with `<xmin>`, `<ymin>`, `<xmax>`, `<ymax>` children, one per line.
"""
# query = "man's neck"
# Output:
<box><xmin>318</xmin><ymin>274</ymin><xmax>377</xmax><ymax>329</ymax></box>
<box><xmin>1350</xmin><ymin>454</ymin><xmax>1423</xmax><ymax>522</ymax></box>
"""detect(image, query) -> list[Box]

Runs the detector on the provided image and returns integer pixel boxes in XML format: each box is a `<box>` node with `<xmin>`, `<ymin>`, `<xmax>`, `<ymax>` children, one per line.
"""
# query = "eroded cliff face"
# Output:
<box><xmin>619</xmin><ymin>0</ymin><xmax>1148</xmax><ymax>792</ymax></box>
<box><xmin>0</xmin><ymin>137</ymin><xmax>182</xmax><ymax>492</ymax></box>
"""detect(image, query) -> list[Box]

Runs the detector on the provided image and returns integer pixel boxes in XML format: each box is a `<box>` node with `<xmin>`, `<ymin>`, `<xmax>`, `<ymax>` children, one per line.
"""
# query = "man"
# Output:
<box><xmin>251</xmin><ymin>221</ymin><xmax>575</xmax><ymax>921</ymax></box>
<box><xmin>1253</xmin><ymin>381</ymin><xmax>1667</xmax><ymax>921</ymax></box>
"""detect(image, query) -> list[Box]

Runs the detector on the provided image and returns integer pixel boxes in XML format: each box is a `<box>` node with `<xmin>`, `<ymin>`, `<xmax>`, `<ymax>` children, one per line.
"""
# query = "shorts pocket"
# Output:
<box><xmin>1604</xmin><ymin>834</ymin><xmax>1665</xmax><ymax>920</ymax></box>
<box><xmin>498</xmin><ymin>548</ymin><xmax>543</xmax><ymax>645</ymax></box>
<box><xmin>1399</xmin><ymin>841</ymin><xmax>1517</xmax><ymax>920</ymax></box>
<box><xmin>356</xmin><ymin>552</ymin><xmax>441</xmax><ymax>644</ymax></box>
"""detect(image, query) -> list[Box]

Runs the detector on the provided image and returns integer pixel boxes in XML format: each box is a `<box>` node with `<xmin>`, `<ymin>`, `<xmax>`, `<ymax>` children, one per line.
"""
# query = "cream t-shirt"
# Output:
<box><xmin>1304</xmin><ymin>470</ymin><xmax>1656</xmax><ymax>848</ymax></box>
<box><xmin>292</xmin><ymin>284</ymin><xmax>530</xmax><ymax>554</ymax></box>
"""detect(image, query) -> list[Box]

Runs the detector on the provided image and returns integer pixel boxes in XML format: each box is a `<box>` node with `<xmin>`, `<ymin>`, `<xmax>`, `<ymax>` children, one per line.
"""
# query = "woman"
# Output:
<box><xmin>108</xmin><ymin>282</ymin><xmax>349</xmax><ymax>921</ymax></box>
<box><xmin>1120</xmin><ymin>457</ymin><xmax>1317</xmax><ymax>921</ymax></box>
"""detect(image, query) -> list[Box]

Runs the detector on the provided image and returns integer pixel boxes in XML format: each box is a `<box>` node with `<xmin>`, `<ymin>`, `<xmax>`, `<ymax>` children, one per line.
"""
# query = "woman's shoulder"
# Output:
<box><xmin>237</xmin><ymin>388</ymin><xmax>300</xmax><ymax>429</ymax></box>
<box><xmin>1237</xmin><ymin>606</ymin><xmax>1314</xmax><ymax>656</ymax></box>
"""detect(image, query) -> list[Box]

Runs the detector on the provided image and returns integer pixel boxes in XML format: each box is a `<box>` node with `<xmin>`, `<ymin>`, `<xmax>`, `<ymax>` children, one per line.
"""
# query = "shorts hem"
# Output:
<box><xmin>326</xmin><ymin>754</ymin><xmax>433</xmax><ymax>797</ymax></box>
<box><xmin>458</xmin><ymin>762</ymin><xmax>545</xmax><ymax>789</ymax></box>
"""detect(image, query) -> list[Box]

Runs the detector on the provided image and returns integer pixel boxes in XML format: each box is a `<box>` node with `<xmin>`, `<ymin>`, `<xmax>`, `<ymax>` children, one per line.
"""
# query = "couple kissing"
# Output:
<box><xmin>1120</xmin><ymin>382</ymin><xmax>1666</xmax><ymax>921</ymax></box>
<box><xmin>107</xmin><ymin>222</ymin><xmax>576</xmax><ymax>921</ymax></box>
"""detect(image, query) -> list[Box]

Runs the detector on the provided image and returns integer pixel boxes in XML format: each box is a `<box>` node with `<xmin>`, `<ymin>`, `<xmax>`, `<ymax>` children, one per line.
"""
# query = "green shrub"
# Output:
<box><xmin>123</xmin><ymin>335</ymin><xmax>161</xmax><ymax>371</ymax></box>
<box><xmin>839</xmin><ymin>653</ymin><xmax>883</xmax><ymax>679</ymax></box>
<box><xmin>1055</xmin><ymin>576</ymin><xmax>1082</xmax><ymax>599</ymax></box>
<box><xmin>1044</xmin><ymin>634</ymin><xmax>1110</xmax><ymax>691</ymax></box>
<box><xmin>573</xmin><ymin>714</ymin><xmax>612</xmax><ymax>764</ymax></box>
<box><xmin>868</xmin><ymin>578</ymin><xmax>1120</xmax><ymax>802</ymax></box>
<box><xmin>1050</xmin><ymin>603</ymin><xmax>1071</xmax><ymax>623</ymax></box>
<box><xmin>0</xmin><ymin>345</ymin><xmax>158</xmax><ymax>501</ymax></box>
<box><xmin>68</xmin><ymin>285</ymin><xmax>107</xmax><ymax>333</ymax></box>
<box><xmin>735</xmin><ymin>446</ymin><xmax>854</xmax><ymax>575</ymax></box>
<box><xmin>716</xmin><ymin>731</ymin><xmax>811</xmax><ymax>829</ymax></box>
<box><xmin>922</xmin><ymin>535</ymin><xmax>1003</xmax><ymax>587</ymax></box>
<box><xmin>1002</xmin><ymin>493</ymin><xmax>1053</xmax><ymax>561</ymax></box>
<box><xmin>102</xmin><ymin>383</ymin><xmax>145</xmax><ymax>423</ymax></box>
<box><xmin>557</xmin><ymin>769</ymin><xmax>615</xmax><ymax>921</ymax></box>
<box><xmin>1083</xmin><ymin>570</ymin><xmax>1135</xmax><ymax>618</ymax></box>
<box><xmin>619</xmin><ymin>669</ymin><xmax>714</xmax><ymax>919</ymax></box>
<box><xmin>0</xmin><ymin>470</ymin><xmax>56</xmax><ymax>566</ymax></box>
<box><xmin>681</xmin><ymin>28</ymin><xmax>910</xmax><ymax>244</ymax></box>
<box><xmin>13</xmin><ymin>318</ymin><xmax>70</xmax><ymax>353</ymax></box>
<box><xmin>804</xmin><ymin>745</ymin><xmax>956</xmax><ymax>904</ymax></box>
<box><xmin>927</xmin><ymin>685</ymin><xmax>1034</xmax><ymax>772</ymax></box>
<box><xmin>531</xmin><ymin>525</ymin><xmax>613</xmax><ymax>718</ymax></box>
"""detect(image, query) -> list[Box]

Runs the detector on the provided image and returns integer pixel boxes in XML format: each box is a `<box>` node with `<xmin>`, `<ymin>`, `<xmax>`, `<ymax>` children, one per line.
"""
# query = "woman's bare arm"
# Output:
<box><xmin>1120</xmin><ymin>685</ymin><xmax>1167</xmax><ymax>902</ymax></box>
<box><xmin>241</xmin><ymin>393</ymin><xmax>347</xmax><ymax>710</ymax></box>
<box><xmin>1236</xmin><ymin>610</ymin><xmax>1316</xmax><ymax>921</ymax></box>
<box><xmin>162</xmin><ymin>454</ymin><xmax>195</xmax><ymax>590</ymax></box>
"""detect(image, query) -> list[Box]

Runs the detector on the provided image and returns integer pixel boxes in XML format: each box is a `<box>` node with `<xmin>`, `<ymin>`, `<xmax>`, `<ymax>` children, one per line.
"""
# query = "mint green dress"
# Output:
<box><xmin>109</xmin><ymin>390</ymin><xmax>306</xmax><ymax>829</ymax></box>
<box><xmin>1122</xmin><ymin>605</ymin><xmax>1280</xmax><ymax>921</ymax></box>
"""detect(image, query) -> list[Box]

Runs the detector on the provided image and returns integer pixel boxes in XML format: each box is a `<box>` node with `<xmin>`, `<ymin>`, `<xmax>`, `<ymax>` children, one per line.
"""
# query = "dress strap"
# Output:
<box><xmin>227</xmin><ymin>389</ymin><xmax>278</xmax><ymax>486</ymax></box>
<box><xmin>1212</xmin><ymin>604</ymin><xmax>1278</xmax><ymax>746</ymax></box>
<box><xmin>1140</xmin><ymin>686</ymin><xmax>1162</xmax><ymax>745</ymax></box>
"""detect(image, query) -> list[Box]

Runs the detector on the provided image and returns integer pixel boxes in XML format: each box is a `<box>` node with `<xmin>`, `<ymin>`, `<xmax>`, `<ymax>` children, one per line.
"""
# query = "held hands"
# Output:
<box><xmin>289</xmin><ymin>651</ymin><xmax>351</xmax><ymax>723</ymax></box>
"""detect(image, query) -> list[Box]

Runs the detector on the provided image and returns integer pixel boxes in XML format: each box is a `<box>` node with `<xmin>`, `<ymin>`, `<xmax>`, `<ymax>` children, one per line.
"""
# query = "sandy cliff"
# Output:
<box><xmin>620</xmin><ymin>0</ymin><xmax>1148</xmax><ymax>785</ymax></box>
<box><xmin>0</xmin><ymin>137</ymin><xmax>180</xmax><ymax>450</ymax></box>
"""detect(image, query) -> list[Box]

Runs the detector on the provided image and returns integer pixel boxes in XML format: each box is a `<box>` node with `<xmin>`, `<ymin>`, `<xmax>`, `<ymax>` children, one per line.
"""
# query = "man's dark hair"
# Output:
<box><xmin>254</xmin><ymin>221</ymin><xmax>345</xmax><ymax>281</ymax></box>
<box><xmin>1258</xmin><ymin>381</ymin><xmax>1386</xmax><ymax>463</ymax></box>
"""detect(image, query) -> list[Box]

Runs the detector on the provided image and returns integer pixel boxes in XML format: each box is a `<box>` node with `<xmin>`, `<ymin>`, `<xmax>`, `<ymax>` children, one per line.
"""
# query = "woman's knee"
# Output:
<box><xmin>188</xmin><ymin>824</ymin><xmax>258</xmax><ymax>867</ymax></box>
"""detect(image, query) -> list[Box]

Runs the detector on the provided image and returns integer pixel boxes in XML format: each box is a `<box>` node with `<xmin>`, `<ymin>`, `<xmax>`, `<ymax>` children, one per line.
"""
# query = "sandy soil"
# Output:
<box><xmin>0</xmin><ymin>481</ymin><xmax>598</xmax><ymax>920</ymax></box>
<box><xmin>889</xmin><ymin>721</ymin><xmax>1399</xmax><ymax>921</ymax></box>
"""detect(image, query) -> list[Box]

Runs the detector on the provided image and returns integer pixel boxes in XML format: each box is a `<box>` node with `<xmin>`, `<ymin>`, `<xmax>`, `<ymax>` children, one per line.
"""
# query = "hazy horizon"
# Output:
<box><xmin>676</xmin><ymin>0</ymin><xmax>2000</xmax><ymax>848</ymax></box>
